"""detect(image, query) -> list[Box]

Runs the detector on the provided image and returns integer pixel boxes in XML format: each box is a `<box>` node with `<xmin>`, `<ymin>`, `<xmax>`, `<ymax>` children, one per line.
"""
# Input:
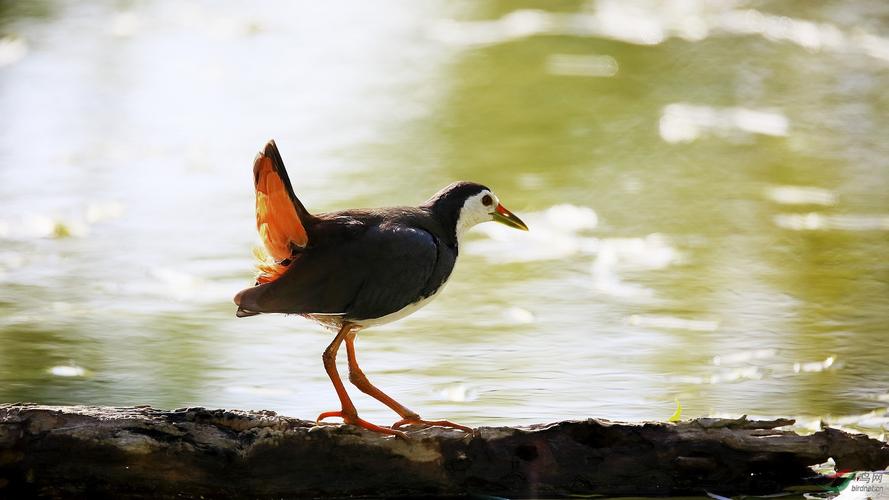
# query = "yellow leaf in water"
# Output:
<box><xmin>52</xmin><ymin>222</ymin><xmax>72</xmax><ymax>238</ymax></box>
<box><xmin>668</xmin><ymin>398</ymin><xmax>682</xmax><ymax>422</ymax></box>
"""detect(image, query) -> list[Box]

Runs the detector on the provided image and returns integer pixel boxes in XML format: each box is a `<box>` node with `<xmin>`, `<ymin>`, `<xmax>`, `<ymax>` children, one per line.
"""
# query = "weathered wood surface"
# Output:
<box><xmin>1</xmin><ymin>404</ymin><xmax>887</xmax><ymax>498</ymax></box>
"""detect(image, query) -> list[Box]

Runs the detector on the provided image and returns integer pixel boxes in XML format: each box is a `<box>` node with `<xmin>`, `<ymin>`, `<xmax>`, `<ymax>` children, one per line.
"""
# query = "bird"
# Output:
<box><xmin>234</xmin><ymin>140</ymin><xmax>528</xmax><ymax>438</ymax></box>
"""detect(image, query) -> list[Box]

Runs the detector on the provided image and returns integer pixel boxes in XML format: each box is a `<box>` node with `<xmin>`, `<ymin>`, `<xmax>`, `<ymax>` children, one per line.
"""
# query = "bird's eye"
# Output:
<box><xmin>482</xmin><ymin>194</ymin><xmax>493</xmax><ymax>206</ymax></box>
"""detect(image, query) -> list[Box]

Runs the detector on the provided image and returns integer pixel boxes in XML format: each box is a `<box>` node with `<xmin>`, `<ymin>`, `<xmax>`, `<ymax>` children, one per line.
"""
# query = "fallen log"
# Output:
<box><xmin>1</xmin><ymin>404</ymin><xmax>887</xmax><ymax>498</ymax></box>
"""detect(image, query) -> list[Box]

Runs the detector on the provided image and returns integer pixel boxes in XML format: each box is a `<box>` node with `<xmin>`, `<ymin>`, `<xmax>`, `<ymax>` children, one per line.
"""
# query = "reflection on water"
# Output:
<box><xmin>1</xmin><ymin>0</ymin><xmax>888</xmax><ymax>440</ymax></box>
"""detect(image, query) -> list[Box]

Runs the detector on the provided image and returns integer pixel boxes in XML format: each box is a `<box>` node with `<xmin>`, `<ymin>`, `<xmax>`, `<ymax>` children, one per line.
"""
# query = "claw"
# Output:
<box><xmin>316</xmin><ymin>411</ymin><xmax>407</xmax><ymax>439</ymax></box>
<box><xmin>391</xmin><ymin>417</ymin><xmax>473</xmax><ymax>433</ymax></box>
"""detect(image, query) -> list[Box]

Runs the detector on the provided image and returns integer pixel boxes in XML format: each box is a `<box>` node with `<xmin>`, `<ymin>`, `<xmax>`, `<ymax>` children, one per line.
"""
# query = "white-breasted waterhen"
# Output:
<box><xmin>234</xmin><ymin>140</ymin><xmax>528</xmax><ymax>437</ymax></box>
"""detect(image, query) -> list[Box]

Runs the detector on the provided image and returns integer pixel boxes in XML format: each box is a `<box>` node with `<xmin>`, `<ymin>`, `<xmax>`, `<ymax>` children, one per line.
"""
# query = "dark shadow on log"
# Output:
<box><xmin>1</xmin><ymin>404</ymin><xmax>887</xmax><ymax>498</ymax></box>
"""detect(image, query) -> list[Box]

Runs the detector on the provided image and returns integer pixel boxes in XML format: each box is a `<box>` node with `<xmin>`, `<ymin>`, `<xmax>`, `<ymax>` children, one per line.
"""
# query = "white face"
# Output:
<box><xmin>455</xmin><ymin>189</ymin><xmax>499</xmax><ymax>239</ymax></box>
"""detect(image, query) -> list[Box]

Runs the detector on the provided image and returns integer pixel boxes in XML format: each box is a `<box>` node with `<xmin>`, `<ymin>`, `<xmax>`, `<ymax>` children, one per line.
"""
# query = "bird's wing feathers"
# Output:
<box><xmin>345</xmin><ymin>224</ymin><xmax>439</xmax><ymax>320</ymax></box>
<box><xmin>252</xmin><ymin>140</ymin><xmax>311</xmax><ymax>283</ymax></box>
<box><xmin>238</xmin><ymin>222</ymin><xmax>442</xmax><ymax>320</ymax></box>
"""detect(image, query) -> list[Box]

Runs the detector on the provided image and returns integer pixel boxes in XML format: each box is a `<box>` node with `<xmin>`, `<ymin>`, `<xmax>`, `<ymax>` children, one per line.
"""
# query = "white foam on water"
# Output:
<box><xmin>430</xmin><ymin>10</ymin><xmax>554</xmax><ymax>47</ymax></box>
<box><xmin>546</xmin><ymin>53</ymin><xmax>618</xmax><ymax>77</ymax></box>
<box><xmin>146</xmin><ymin>267</ymin><xmax>234</xmax><ymax>304</ymax></box>
<box><xmin>629</xmin><ymin>314</ymin><xmax>719</xmax><ymax>332</ymax></box>
<box><xmin>712</xmin><ymin>348</ymin><xmax>777</xmax><ymax>366</ymax></box>
<box><xmin>0</xmin><ymin>36</ymin><xmax>28</xmax><ymax>67</ymax></box>
<box><xmin>0</xmin><ymin>201</ymin><xmax>125</xmax><ymax>240</ymax></box>
<box><xmin>49</xmin><ymin>365</ymin><xmax>86</xmax><ymax>377</ymax></box>
<box><xmin>502</xmin><ymin>306</ymin><xmax>535</xmax><ymax>325</ymax></box>
<box><xmin>544</xmin><ymin>204</ymin><xmax>599</xmax><ymax>232</ymax></box>
<box><xmin>793</xmin><ymin>356</ymin><xmax>836</xmax><ymax>373</ymax></box>
<box><xmin>766</xmin><ymin>186</ymin><xmax>837</xmax><ymax>206</ymax></box>
<box><xmin>591</xmin><ymin>234</ymin><xmax>680</xmax><ymax>300</ymax></box>
<box><xmin>669</xmin><ymin>366</ymin><xmax>765</xmax><ymax>385</ymax></box>
<box><xmin>432</xmin><ymin>2</ymin><xmax>889</xmax><ymax>65</ymax></box>
<box><xmin>659</xmin><ymin>103</ymin><xmax>789</xmax><ymax>143</ymax></box>
<box><xmin>224</xmin><ymin>385</ymin><xmax>292</xmax><ymax>397</ymax></box>
<box><xmin>85</xmin><ymin>201</ymin><xmax>126</xmax><ymax>224</ymax></box>
<box><xmin>593</xmin><ymin>234</ymin><xmax>678</xmax><ymax>271</ymax></box>
<box><xmin>774</xmin><ymin>213</ymin><xmax>889</xmax><ymax>231</ymax></box>
<box><xmin>437</xmin><ymin>384</ymin><xmax>478</xmax><ymax>403</ymax></box>
<box><xmin>108</xmin><ymin>11</ymin><xmax>141</xmax><ymax>38</ymax></box>
<box><xmin>466</xmin><ymin>204</ymin><xmax>598</xmax><ymax>263</ymax></box>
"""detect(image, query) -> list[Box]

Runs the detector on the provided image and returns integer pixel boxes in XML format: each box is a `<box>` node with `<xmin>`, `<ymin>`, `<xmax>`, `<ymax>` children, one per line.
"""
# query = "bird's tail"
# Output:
<box><xmin>251</xmin><ymin>140</ymin><xmax>311</xmax><ymax>284</ymax></box>
<box><xmin>252</xmin><ymin>246</ymin><xmax>288</xmax><ymax>284</ymax></box>
<box><xmin>235</xmin><ymin>140</ymin><xmax>311</xmax><ymax>317</ymax></box>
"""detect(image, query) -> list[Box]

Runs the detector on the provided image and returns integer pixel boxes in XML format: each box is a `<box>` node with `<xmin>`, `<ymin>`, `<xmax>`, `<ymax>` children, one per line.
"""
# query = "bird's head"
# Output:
<box><xmin>425</xmin><ymin>181</ymin><xmax>528</xmax><ymax>241</ymax></box>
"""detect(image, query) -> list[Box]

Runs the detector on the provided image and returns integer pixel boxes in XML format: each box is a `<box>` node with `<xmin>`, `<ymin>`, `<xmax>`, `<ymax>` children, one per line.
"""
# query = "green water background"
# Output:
<box><xmin>0</xmin><ymin>0</ymin><xmax>887</xmax><ymax>437</ymax></box>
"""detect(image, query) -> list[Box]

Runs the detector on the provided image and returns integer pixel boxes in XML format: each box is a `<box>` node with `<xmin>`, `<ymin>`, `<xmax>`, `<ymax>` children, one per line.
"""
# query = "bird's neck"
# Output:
<box><xmin>454</xmin><ymin>209</ymin><xmax>488</xmax><ymax>248</ymax></box>
<box><xmin>422</xmin><ymin>205</ymin><xmax>460</xmax><ymax>248</ymax></box>
<box><xmin>424</xmin><ymin>195</ymin><xmax>485</xmax><ymax>249</ymax></box>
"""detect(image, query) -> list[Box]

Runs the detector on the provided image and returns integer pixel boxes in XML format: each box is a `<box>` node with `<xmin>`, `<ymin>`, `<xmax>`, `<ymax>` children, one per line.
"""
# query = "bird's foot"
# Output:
<box><xmin>391</xmin><ymin>417</ymin><xmax>473</xmax><ymax>433</ymax></box>
<box><xmin>316</xmin><ymin>411</ymin><xmax>407</xmax><ymax>439</ymax></box>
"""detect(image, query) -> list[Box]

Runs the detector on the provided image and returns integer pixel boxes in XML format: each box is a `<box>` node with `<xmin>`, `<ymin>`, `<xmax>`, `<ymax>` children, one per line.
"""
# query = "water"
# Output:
<box><xmin>1</xmin><ymin>0</ymin><xmax>887</xmax><ymax>439</ymax></box>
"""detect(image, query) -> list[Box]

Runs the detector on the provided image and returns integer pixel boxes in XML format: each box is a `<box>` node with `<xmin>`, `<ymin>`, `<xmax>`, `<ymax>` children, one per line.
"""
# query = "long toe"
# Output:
<box><xmin>316</xmin><ymin>410</ymin><xmax>346</xmax><ymax>425</ymax></box>
<box><xmin>392</xmin><ymin>417</ymin><xmax>473</xmax><ymax>433</ymax></box>
<box><xmin>351</xmin><ymin>417</ymin><xmax>407</xmax><ymax>438</ymax></box>
<box><xmin>316</xmin><ymin>410</ymin><xmax>407</xmax><ymax>439</ymax></box>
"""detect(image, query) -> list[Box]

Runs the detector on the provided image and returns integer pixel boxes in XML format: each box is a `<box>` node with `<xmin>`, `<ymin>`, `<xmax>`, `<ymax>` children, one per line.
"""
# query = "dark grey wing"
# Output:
<box><xmin>344</xmin><ymin>224</ymin><xmax>438</xmax><ymax>320</ymax></box>
<box><xmin>238</xmin><ymin>223</ymin><xmax>439</xmax><ymax>319</ymax></box>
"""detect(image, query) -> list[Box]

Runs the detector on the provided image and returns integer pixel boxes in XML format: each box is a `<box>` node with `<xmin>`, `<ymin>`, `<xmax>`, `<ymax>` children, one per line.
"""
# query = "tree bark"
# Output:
<box><xmin>1</xmin><ymin>404</ymin><xmax>887</xmax><ymax>498</ymax></box>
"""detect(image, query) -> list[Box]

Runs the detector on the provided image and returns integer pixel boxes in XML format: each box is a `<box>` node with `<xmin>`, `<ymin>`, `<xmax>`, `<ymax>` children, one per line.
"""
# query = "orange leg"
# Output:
<box><xmin>345</xmin><ymin>332</ymin><xmax>472</xmax><ymax>433</ymax></box>
<box><xmin>316</xmin><ymin>323</ymin><xmax>404</xmax><ymax>438</ymax></box>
